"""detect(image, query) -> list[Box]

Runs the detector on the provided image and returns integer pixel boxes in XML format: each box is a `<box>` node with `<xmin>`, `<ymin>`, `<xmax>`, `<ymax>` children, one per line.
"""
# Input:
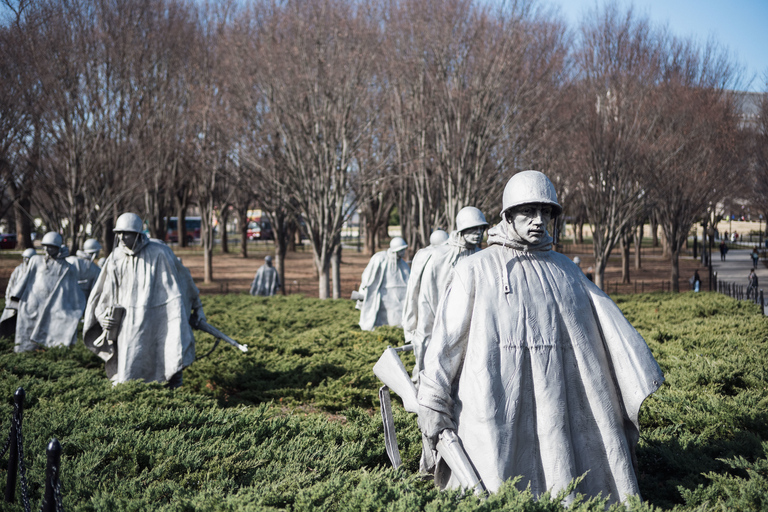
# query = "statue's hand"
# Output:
<box><xmin>418</xmin><ymin>405</ymin><xmax>455</xmax><ymax>452</ymax></box>
<box><xmin>193</xmin><ymin>307</ymin><xmax>206</xmax><ymax>324</ymax></box>
<box><xmin>101</xmin><ymin>316</ymin><xmax>115</xmax><ymax>330</ymax></box>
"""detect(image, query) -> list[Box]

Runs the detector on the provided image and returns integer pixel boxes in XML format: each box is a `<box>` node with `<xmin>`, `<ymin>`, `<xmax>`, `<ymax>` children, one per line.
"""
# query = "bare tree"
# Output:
<box><xmin>251</xmin><ymin>0</ymin><xmax>379</xmax><ymax>298</ymax></box>
<box><xmin>571</xmin><ymin>4</ymin><xmax>663</xmax><ymax>290</ymax></box>
<box><xmin>646</xmin><ymin>38</ymin><xmax>743</xmax><ymax>291</ymax></box>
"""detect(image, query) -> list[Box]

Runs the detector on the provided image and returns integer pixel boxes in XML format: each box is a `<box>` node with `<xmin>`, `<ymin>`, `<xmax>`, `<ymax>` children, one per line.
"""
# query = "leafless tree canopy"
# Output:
<box><xmin>0</xmin><ymin>0</ymin><xmax>754</xmax><ymax>294</ymax></box>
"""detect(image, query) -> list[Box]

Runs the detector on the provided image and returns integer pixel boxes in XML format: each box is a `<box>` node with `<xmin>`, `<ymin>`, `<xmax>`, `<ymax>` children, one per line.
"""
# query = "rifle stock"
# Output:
<box><xmin>373</xmin><ymin>346</ymin><xmax>419</xmax><ymax>413</ymax></box>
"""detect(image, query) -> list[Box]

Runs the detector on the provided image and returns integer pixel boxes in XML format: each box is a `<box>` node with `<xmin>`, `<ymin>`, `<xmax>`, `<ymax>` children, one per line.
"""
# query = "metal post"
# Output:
<box><xmin>41</xmin><ymin>438</ymin><xmax>62</xmax><ymax>512</ymax></box>
<box><xmin>4</xmin><ymin>387</ymin><xmax>24</xmax><ymax>503</ymax></box>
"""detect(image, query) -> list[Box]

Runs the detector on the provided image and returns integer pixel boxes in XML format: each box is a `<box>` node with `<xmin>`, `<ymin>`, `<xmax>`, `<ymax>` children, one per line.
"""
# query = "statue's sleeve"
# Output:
<box><xmin>418</xmin><ymin>268</ymin><xmax>473</xmax><ymax>416</ymax></box>
<box><xmin>9</xmin><ymin>259</ymin><xmax>34</xmax><ymax>300</ymax></box>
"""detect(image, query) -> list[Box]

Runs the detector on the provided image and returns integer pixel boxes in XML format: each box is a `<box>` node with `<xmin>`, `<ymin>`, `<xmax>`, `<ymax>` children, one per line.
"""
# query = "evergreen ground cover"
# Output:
<box><xmin>0</xmin><ymin>292</ymin><xmax>765</xmax><ymax>511</ymax></box>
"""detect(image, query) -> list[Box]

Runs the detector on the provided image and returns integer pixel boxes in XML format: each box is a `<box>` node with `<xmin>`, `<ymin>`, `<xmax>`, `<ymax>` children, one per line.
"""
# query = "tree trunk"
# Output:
<box><xmin>238</xmin><ymin>208</ymin><xmax>248</xmax><ymax>258</ymax></box>
<box><xmin>634</xmin><ymin>222</ymin><xmax>642</xmax><ymax>270</ymax></box>
<box><xmin>331</xmin><ymin>242</ymin><xmax>342</xmax><ymax>299</ymax></box>
<box><xmin>176</xmin><ymin>202</ymin><xmax>188</xmax><ymax>247</ymax></box>
<box><xmin>670</xmin><ymin>248</ymin><xmax>680</xmax><ymax>293</ymax></box>
<box><xmin>594</xmin><ymin>252</ymin><xmax>609</xmax><ymax>292</ymax></box>
<box><xmin>201</xmin><ymin>200</ymin><xmax>215</xmax><ymax>284</ymax></box>
<box><xmin>13</xmin><ymin>196</ymin><xmax>34</xmax><ymax>250</ymax></box>
<box><xmin>621</xmin><ymin>230</ymin><xmax>631</xmax><ymax>284</ymax></box>
<box><xmin>314</xmin><ymin>250</ymin><xmax>331</xmax><ymax>299</ymax></box>
<box><xmin>651</xmin><ymin>217</ymin><xmax>659</xmax><ymax>247</ymax></box>
<box><xmin>220</xmin><ymin>208</ymin><xmax>229</xmax><ymax>254</ymax></box>
<box><xmin>365</xmin><ymin>219</ymin><xmax>377</xmax><ymax>255</ymax></box>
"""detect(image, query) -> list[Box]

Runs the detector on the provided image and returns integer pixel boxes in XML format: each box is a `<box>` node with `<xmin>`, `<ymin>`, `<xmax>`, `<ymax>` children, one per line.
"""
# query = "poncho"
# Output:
<box><xmin>418</xmin><ymin>224</ymin><xmax>663</xmax><ymax>503</ymax></box>
<box><xmin>1</xmin><ymin>260</ymin><xmax>30</xmax><ymax>337</ymax></box>
<box><xmin>356</xmin><ymin>250</ymin><xmax>410</xmax><ymax>331</ymax></box>
<box><xmin>412</xmin><ymin>231</ymin><xmax>479</xmax><ymax>376</ymax></box>
<box><xmin>250</xmin><ymin>264</ymin><xmax>281</xmax><ymax>296</ymax></box>
<box><xmin>83</xmin><ymin>236</ymin><xmax>201</xmax><ymax>384</ymax></box>
<box><xmin>11</xmin><ymin>254</ymin><xmax>86</xmax><ymax>351</ymax></box>
<box><xmin>66</xmin><ymin>251</ymin><xmax>102</xmax><ymax>299</ymax></box>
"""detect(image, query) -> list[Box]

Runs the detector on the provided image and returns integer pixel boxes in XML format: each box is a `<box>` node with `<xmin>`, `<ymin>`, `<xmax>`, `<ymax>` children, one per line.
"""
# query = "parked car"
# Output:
<box><xmin>247</xmin><ymin>218</ymin><xmax>274</xmax><ymax>241</ymax></box>
<box><xmin>167</xmin><ymin>217</ymin><xmax>201</xmax><ymax>243</ymax></box>
<box><xmin>0</xmin><ymin>233</ymin><xmax>17</xmax><ymax>249</ymax></box>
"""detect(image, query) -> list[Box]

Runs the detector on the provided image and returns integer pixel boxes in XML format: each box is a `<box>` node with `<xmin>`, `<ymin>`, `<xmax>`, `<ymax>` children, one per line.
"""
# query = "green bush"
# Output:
<box><xmin>0</xmin><ymin>292</ymin><xmax>765</xmax><ymax>510</ymax></box>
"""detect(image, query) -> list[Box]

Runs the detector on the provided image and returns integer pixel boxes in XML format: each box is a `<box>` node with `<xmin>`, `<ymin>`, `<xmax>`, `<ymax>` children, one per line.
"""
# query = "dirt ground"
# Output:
<box><xmin>0</xmin><ymin>240</ymin><xmax>711</xmax><ymax>299</ymax></box>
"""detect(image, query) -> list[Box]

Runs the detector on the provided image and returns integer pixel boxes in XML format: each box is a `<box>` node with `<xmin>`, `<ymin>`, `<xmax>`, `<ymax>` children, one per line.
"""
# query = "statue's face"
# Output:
<box><xmin>395</xmin><ymin>249</ymin><xmax>406</xmax><ymax>259</ymax></box>
<box><xmin>462</xmin><ymin>226</ymin><xmax>485</xmax><ymax>247</ymax></box>
<box><xmin>507</xmin><ymin>203</ymin><xmax>552</xmax><ymax>245</ymax></box>
<box><xmin>117</xmin><ymin>231</ymin><xmax>139</xmax><ymax>249</ymax></box>
<box><xmin>44</xmin><ymin>245</ymin><xmax>59</xmax><ymax>258</ymax></box>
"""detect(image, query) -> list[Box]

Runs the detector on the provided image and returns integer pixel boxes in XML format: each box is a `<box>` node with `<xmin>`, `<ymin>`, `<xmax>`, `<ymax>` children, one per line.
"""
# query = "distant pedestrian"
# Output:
<box><xmin>691</xmin><ymin>270</ymin><xmax>701</xmax><ymax>293</ymax></box>
<box><xmin>747</xmin><ymin>269</ymin><xmax>758</xmax><ymax>300</ymax></box>
<box><xmin>751</xmin><ymin>247</ymin><xmax>760</xmax><ymax>270</ymax></box>
<box><xmin>720</xmin><ymin>240</ymin><xmax>728</xmax><ymax>261</ymax></box>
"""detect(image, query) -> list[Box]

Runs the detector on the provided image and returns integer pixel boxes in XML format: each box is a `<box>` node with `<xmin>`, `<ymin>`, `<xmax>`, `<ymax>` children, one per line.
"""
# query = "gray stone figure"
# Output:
<box><xmin>10</xmin><ymin>232</ymin><xmax>86</xmax><ymax>352</ymax></box>
<box><xmin>250</xmin><ymin>255</ymin><xmax>281</xmax><ymax>296</ymax></box>
<box><xmin>0</xmin><ymin>248</ymin><xmax>37</xmax><ymax>338</ymax></box>
<box><xmin>356</xmin><ymin>237</ymin><xmax>410</xmax><ymax>331</ymax></box>
<box><xmin>412</xmin><ymin>208</ymin><xmax>488</xmax><ymax>382</ymax></box>
<box><xmin>401</xmin><ymin>230</ymin><xmax>448</xmax><ymax>348</ymax></box>
<box><xmin>83</xmin><ymin>213</ymin><xmax>204</xmax><ymax>388</ymax></box>
<box><xmin>66</xmin><ymin>238</ymin><xmax>102</xmax><ymax>299</ymax></box>
<box><xmin>417</xmin><ymin>171</ymin><xmax>664</xmax><ymax>503</ymax></box>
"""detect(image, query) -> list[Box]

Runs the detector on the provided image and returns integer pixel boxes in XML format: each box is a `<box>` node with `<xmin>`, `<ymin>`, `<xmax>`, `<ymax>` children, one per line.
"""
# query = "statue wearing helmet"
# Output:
<box><xmin>250</xmin><ymin>255</ymin><xmax>281</xmax><ymax>297</ymax></box>
<box><xmin>354</xmin><ymin>236</ymin><xmax>411</xmax><ymax>331</ymax></box>
<box><xmin>66</xmin><ymin>238</ymin><xmax>103</xmax><ymax>299</ymax></box>
<box><xmin>416</xmin><ymin>171</ymin><xmax>663</xmax><ymax>503</ymax></box>
<box><xmin>83</xmin><ymin>212</ymin><xmax>204</xmax><ymax>388</ymax></box>
<box><xmin>402</xmin><ymin>208</ymin><xmax>488</xmax><ymax>474</ymax></box>
<box><xmin>0</xmin><ymin>248</ymin><xmax>38</xmax><ymax>338</ymax></box>
<box><xmin>7</xmin><ymin>232</ymin><xmax>85</xmax><ymax>351</ymax></box>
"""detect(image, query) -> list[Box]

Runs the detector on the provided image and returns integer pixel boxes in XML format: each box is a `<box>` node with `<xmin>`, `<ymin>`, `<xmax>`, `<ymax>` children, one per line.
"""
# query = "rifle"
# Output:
<box><xmin>191</xmin><ymin>315</ymin><xmax>249</xmax><ymax>354</ymax></box>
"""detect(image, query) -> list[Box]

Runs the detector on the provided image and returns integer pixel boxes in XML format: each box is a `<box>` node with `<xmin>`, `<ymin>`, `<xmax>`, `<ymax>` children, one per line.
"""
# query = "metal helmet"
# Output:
<box><xmin>114</xmin><ymin>212</ymin><xmax>143</xmax><ymax>233</ymax></box>
<box><xmin>389</xmin><ymin>236</ymin><xmax>408</xmax><ymax>253</ymax></box>
<box><xmin>455</xmin><ymin>207</ymin><xmax>489</xmax><ymax>232</ymax></box>
<box><xmin>22</xmin><ymin>248</ymin><xmax>36</xmax><ymax>259</ymax></box>
<box><xmin>41</xmin><ymin>232</ymin><xmax>63</xmax><ymax>247</ymax></box>
<box><xmin>501</xmin><ymin>170</ymin><xmax>562</xmax><ymax>218</ymax></box>
<box><xmin>265</xmin><ymin>255</ymin><xmax>273</xmax><ymax>263</ymax></box>
<box><xmin>83</xmin><ymin>238</ymin><xmax>102</xmax><ymax>254</ymax></box>
<box><xmin>573</xmin><ymin>256</ymin><xmax>581</xmax><ymax>266</ymax></box>
<box><xmin>429</xmin><ymin>229</ymin><xmax>449</xmax><ymax>246</ymax></box>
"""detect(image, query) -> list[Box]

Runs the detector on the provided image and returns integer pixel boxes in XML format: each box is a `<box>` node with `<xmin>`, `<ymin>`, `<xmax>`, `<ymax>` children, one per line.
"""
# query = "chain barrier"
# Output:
<box><xmin>2</xmin><ymin>388</ymin><xmax>64</xmax><ymax>512</ymax></box>
<box><xmin>15</xmin><ymin>404</ymin><xmax>31</xmax><ymax>512</ymax></box>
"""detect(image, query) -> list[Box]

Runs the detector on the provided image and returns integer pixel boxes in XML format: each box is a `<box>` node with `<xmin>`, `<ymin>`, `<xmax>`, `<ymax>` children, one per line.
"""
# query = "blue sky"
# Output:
<box><xmin>547</xmin><ymin>0</ymin><xmax>768</xmax><ymax>92</ymax></box>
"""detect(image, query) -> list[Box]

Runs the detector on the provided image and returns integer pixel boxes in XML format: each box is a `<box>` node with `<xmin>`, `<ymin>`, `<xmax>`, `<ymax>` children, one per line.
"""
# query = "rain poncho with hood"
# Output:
<box><xmin>417</xmin><ymin>223</ymin><xmax>664</xmax><ymax>503</ymax></box>
<box><xmin>66</xmin><ymin>250</ymin><xmax>102</xmax><ymax>299</ymax></box>
<box><xmin>412</xmin><ymin>231</ymin><xmax>480</xmax><ymax>377</ymax></box>
<box><xmin>1</xmin><ymin>259</ymin><xmax>30</xmax><ymax>336</ymax></box>
<box><xmin>11</xmin><ymin>253</ymin><xmax>86</xmax><ymax>352</ymax></box>
<box><xmin>356</xmin><ymin>248</ymin><xmax>410</xmax><ymax>331</ymax></box>
<box><xmin>250</xmin><ymin>263</ymin><xmax>281</xmax><ymax>296</ymax></box>
<box><xmin>83</xmin><ymin>235</ymin><xmax>202</xmax><ymax>384</ymax></box>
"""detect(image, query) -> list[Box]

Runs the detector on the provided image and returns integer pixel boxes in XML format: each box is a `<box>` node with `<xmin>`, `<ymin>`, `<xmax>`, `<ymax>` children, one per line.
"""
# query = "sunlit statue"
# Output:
<box><xmin>83</xmin><ymin>213</ymin><xmax>205</xmax><ymax>388</ymax></box>
<box><xmin>250</xmin><ymin>255</ymin><xmax>281</xmax><ymax>296</ymax></box>
<box><xmin>0</xmin><ymin>248</ymin><xmax>37</xmax><ymax>338</ymax></box>
<box><xmin>412</xmin><ymin>208</ymin><xmax>487</xmax><ymax>381</ymax></box>
<box><xmin>417</xmin><ymin>171</ymin><xmax>664</xmax><ymax>503</ymax></box>
<box><xmin>66</xmin><ymin>238</ymin><xmax>102</xmax><ymax>299</ymax></box>
<box><xmin>9</xmin><ymin>233</ymin><xmax>86</xmax><ymax>351</ymax></box>
<box><xmin>355</xmin><ymin>237</ymin><xmax>410</xmax><ymax>331</ymax></box>
<box><xmin>401</xmin><ymin>229</ymin><xmax>448</xmax><ymax>351</ymax></box>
